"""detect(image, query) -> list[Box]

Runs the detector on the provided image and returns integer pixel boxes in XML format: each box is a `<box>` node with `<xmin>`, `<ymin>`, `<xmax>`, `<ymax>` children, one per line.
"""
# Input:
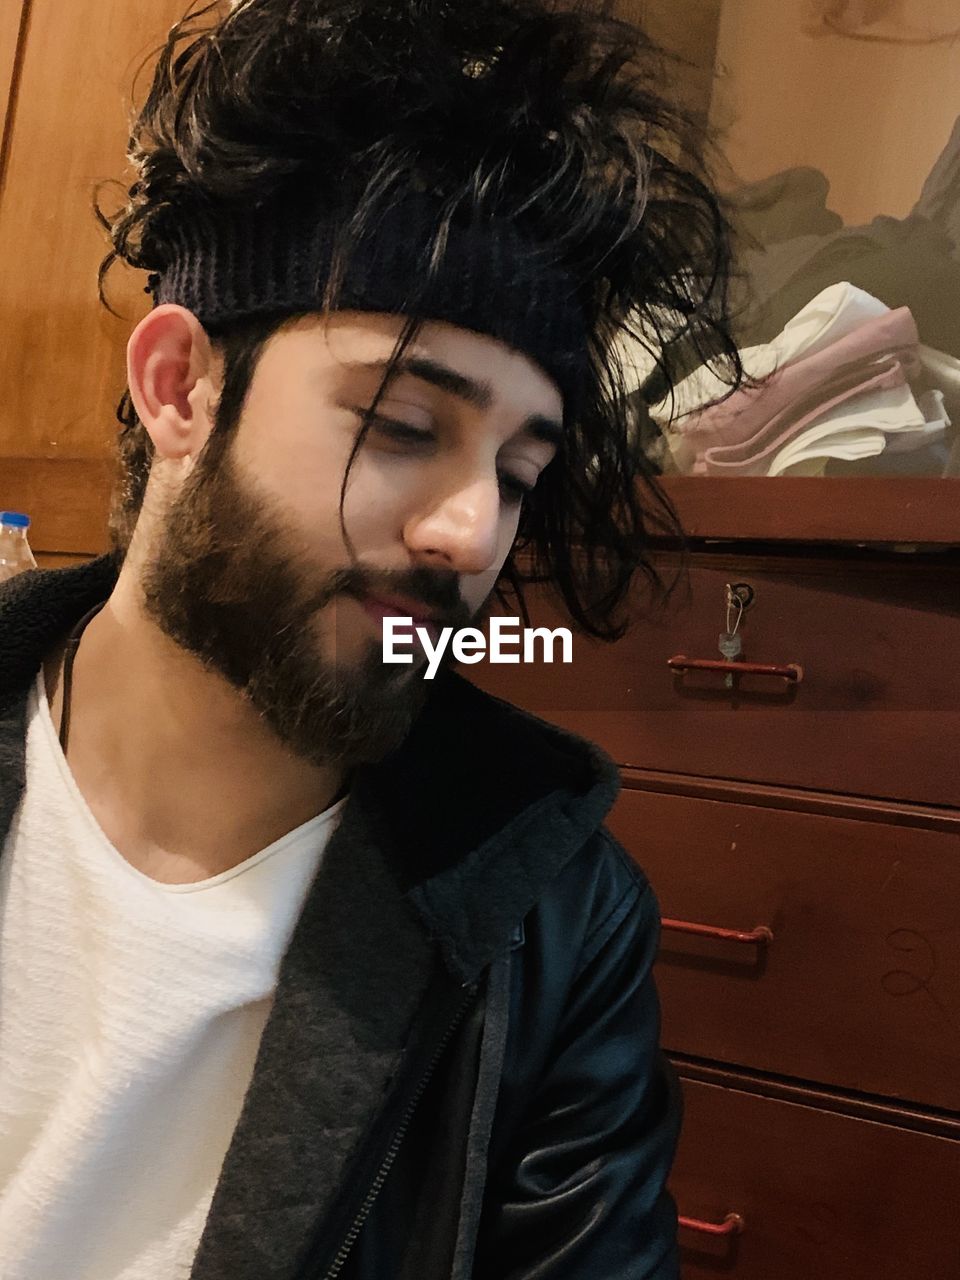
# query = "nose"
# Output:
<box><xmin>403</xmin><ymin>470</ymin><xmax>504</xmax><ymax>575</ymax></box>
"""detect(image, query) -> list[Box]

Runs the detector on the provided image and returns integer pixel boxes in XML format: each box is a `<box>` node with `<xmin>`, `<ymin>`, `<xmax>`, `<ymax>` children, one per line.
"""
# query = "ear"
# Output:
<box><xmin>126</xmin><ymin>305</ymin><xmax>217</xmax><ymax>463</ymax></box>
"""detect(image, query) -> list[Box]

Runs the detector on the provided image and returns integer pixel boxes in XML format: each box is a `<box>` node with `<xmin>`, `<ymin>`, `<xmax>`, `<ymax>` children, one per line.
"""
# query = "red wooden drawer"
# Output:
<box><xmin>469</xmin><ymin>554</ymin><xmax>960</xmax><ymax>807</ymax></box>
<box><xmin>672</xmin><ymin>1075</ymin><xmax>960</xmax><ymax>1280</ymax></box>
<box><xmin>607</xmin><ymin>786</ymin><xmax>960</xmax><ymax>1112</ymax></box>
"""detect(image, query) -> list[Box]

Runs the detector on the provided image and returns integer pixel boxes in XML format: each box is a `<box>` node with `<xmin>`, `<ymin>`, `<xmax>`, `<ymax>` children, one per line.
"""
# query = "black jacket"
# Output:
<box><xmin>0</xmin><ymin>557</ymin><xmax>681</xmax><ymax>1280</ymax></box>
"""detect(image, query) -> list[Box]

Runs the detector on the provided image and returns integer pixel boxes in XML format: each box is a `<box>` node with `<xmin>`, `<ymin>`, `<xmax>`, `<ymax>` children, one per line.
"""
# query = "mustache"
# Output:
<box><xmin>311</xmin><ymin>565</ymin><xmax>473</xmax><ymax>628</ymax></box>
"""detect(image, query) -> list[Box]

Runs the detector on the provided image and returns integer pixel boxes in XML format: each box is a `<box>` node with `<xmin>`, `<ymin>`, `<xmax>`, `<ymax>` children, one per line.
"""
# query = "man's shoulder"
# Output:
<box><xmin>559</xmin><ymin>824</ymin><xmax>654</xmax><ymax>930</ymax></box>
<box><xmin>522</xmin><ymin>821</ymin><xmax>660</xmax><ymax>980</ymax></box>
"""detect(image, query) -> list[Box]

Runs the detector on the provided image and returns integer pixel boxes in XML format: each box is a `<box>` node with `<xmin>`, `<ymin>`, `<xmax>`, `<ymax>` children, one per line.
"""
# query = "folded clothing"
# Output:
<box><xmin>694</xmin><ymin>352</ymin><xmax>918</xmax><ymax>476</ymax></box>
<box><xmin>649</xmin><ymin>281</ymin><xmax>890</xmax><ymax>422</ymax></box>
<box><xmin>768</xmin><ymin>387</ymin><xmax>949</xmax><ymax>479</ymax></box>
<box><xmin>650</xmin><ymin>282</ymin><xmax>957</xmax><ymax>478</ymax></box>
<box><xmin>671</xmin><ymin>304</ymin><xmax>920</xmax><ymax>468</ymax></box>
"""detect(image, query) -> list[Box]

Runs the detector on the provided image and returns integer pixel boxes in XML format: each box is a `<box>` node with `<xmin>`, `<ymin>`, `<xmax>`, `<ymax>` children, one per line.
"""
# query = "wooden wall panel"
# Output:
<box><xmin>0</xmin><ymin>0</ymin><xmax>195</xmax><ymax>552</ymax></box>
<box><xmin>2</xmin><ymin>457</ymin><xmax>111</xmax><ymax>555</ymax></box>
<box><xmin>0</xmin><ymin>0</ymin><xmax>28</xmax><ymax>173</ymax></box>
<box><xmin>34</xmin><ymin>553</ymin><xmax>96</xmax><ymax>570</ymax></box>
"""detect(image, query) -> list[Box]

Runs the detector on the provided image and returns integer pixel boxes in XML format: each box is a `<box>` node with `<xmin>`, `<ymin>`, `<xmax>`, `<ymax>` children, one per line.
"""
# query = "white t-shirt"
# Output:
<box><xmin>0</xmin><ymin>669</ymin><xmax>346</xmax><ymax>1279</ymax></box>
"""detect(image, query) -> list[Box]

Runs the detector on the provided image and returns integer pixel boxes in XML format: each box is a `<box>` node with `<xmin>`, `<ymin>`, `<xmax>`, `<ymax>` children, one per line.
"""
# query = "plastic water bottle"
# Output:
<box><xmin>0</xmin><ymin>512</ymin><xmax>38</xmax><ymax>582</ymax></box>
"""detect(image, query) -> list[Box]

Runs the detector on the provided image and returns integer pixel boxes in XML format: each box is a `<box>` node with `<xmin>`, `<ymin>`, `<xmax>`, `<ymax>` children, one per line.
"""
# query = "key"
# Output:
<box><xmin>718</xmin><ymin>630</ymin><xmax>742</xmax><ymax>660</ymax></box>
<box><xmin>719</xmin><ymin>630</ymin><xmax>742</xmax><ymax>689</ymax></box>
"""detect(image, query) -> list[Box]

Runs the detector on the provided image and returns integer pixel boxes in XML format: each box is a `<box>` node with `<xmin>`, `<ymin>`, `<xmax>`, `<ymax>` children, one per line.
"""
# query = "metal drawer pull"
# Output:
<box><xmin>679</xmin><ymin>1212</ymin><xmax>745</xmax><ymax>1237</ymax></box>
<box><xmin>668</xmin><ymin>654</ymin><xmax>804</xmax><ymax>683</ymax></box>
<box><xmin>662</xmin><ymin>918</ymin><xmax>773</xmax><ymax>946</ymax></box>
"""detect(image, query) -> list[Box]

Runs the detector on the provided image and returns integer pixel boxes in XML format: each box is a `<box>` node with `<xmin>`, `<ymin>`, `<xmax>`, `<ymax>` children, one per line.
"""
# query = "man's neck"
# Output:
<box><xmin>43</xmin><ymin>573</ymin><xmax>346</xmax><ymax>885</ymax></box>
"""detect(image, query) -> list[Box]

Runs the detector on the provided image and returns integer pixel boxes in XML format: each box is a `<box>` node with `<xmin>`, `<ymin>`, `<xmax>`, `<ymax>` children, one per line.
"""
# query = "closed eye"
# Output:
<box><xmin>360</xmin><ymin>412</ymin><xmax>537</xmax><ymax>507</ymax></box>
<box><xmin>359</xmin><ymin>414</ymin><xmax>432</xmax><ymax>443</ymax></box>
<box><xmin>498</xmin><ymin>474</ymin><xmax>534</xmax><ymax>506</ymax></box>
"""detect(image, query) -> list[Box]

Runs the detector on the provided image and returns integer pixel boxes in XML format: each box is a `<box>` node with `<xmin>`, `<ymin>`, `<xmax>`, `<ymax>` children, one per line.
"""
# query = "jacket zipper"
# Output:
<box><xmin>319</xmin><ymin>982</ymin><xmax>481</xmax><ymax>1280</ymax></box>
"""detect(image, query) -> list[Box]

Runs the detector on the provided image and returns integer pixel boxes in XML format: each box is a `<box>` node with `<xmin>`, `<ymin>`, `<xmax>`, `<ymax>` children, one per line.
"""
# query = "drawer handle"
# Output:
<box><xmin>679</xmin><ymin>1212</ymin><xmax>745</xmax><ymax>1237</ymax></box>
<box><xmin>662</xmin><ymin>918</ymin><xmax>774</xmax><ymax>946</ymax></box>
<box><xmin>668</xmin><ymin>654</ymin><xmax>804</xmax><ymax>683</ymax></box>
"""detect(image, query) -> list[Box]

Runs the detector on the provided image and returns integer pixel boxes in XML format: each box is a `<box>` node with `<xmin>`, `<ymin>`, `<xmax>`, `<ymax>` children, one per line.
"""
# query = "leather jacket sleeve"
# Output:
<box><xmin>473</xmin><ymin>834</ymin><xmax>682</xmax><ymax>1279</ymax></box>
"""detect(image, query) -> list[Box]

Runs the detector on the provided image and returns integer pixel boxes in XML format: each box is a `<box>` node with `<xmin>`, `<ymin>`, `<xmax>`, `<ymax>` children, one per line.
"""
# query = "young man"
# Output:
<box><xmin>0</xmin><ymin>1</ymin><xmax>740</xmax><ymax>1276</ymax></box>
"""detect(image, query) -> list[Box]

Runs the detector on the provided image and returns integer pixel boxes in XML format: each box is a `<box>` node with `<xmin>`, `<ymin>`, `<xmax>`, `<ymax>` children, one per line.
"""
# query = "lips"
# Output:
<box><xmin>359</xmin><ymin>595</ymin><xmax>442</xmax><ymax>646</ymax></box>
<box><xmin>368</xmin><ymin>593</ymin><xmax>439</xmax><ymax>624</ymax></box>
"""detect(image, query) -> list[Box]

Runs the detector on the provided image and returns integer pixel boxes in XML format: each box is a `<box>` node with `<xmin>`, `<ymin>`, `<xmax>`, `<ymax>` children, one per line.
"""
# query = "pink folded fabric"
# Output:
<box><xmin>694</xmin><ymin>352</ymin><xmax>910</xmax><ymax>476</ymax></box>
<box><xmin>675</xmin><ymin>305</ymin><xmax>920</xmax><ymax>460</ymax></box>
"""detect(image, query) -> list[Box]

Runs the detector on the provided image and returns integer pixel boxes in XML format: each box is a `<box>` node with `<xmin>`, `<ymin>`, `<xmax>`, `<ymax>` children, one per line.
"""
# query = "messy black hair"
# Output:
<box><xmin>96</xmin><ymin>0</ymin><xmax>743</xmax><ymax>640</ymax></box>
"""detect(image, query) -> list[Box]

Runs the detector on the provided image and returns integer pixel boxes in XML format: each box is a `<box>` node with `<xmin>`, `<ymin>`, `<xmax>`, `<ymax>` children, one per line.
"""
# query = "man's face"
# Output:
<box><xmin>139</xmin><ymin>311</ymin><xmax>563</xmax><ymax>768</ymax></box>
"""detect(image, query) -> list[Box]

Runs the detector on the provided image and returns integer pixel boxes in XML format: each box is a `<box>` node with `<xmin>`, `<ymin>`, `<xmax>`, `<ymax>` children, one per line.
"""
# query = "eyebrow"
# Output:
<box><xmin>345</xmin><ymin>355</ymin><xmax>565</xmax><ymax>447</ymax></box>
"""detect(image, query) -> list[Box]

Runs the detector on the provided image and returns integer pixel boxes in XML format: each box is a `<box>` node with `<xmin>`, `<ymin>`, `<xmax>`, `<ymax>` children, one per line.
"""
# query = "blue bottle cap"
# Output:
<box><xmin>0</xmin><ymin>512</ymin><xmax>31</xmax><ymax>528</ymax></box>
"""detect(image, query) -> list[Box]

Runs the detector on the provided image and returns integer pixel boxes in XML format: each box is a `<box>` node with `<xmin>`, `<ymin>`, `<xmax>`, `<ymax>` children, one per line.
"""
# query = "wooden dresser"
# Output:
<box><xmin>470</xmin><ymin>482</ymin><xmax>960</xmax><ymax>1278</ymax></box>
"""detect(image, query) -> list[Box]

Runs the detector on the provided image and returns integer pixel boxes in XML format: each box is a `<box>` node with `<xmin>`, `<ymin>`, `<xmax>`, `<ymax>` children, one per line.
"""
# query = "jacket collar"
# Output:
<box><xmin>0</xmin><ymin>556</ymin><xmax>619</xmax><ymax>1280</ymax></box>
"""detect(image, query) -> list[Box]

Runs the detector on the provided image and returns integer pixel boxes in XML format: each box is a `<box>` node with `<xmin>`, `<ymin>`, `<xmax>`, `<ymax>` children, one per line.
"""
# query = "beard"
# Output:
<box><xmin>139</xmin><ymin>435</ymin><xmax>481</xmax><ymax>769</ymax></box>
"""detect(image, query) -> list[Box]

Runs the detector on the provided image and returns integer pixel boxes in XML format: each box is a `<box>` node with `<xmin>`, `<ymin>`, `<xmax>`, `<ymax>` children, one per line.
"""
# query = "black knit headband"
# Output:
<box><xmin>148</xmin><ymin>189</ymin><xmax>589</xmax><ymax>407</ymax></box>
